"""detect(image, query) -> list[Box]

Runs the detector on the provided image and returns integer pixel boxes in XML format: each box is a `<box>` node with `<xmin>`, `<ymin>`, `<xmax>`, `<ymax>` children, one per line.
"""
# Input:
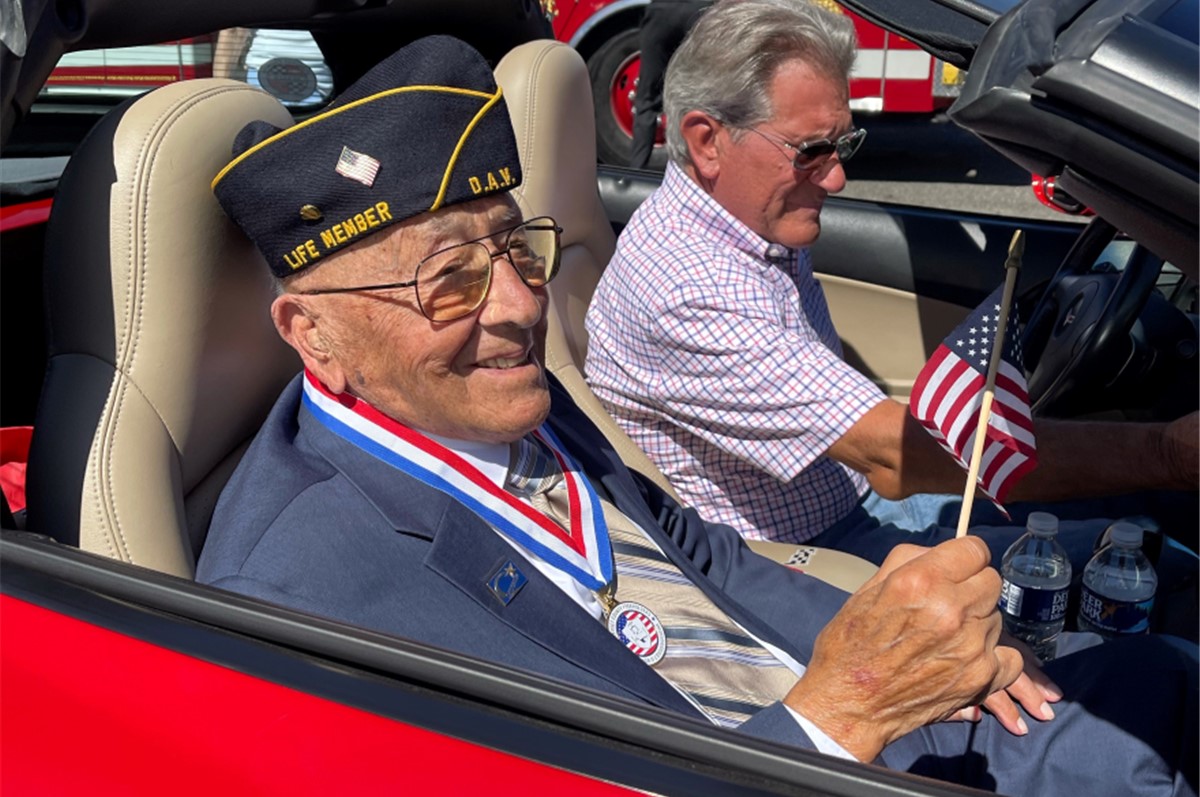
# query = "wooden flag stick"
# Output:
<box><xmin>956</xmin><ymin>229</ymin><xmax>1026</xmax><ymax>538</ymax></box>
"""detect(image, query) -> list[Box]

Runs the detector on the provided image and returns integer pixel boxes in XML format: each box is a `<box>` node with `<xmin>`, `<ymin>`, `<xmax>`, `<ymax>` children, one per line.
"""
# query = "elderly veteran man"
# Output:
<box><xmin>583</xmin><ymin>0</ymin><xmax>1199</xmax><ymax>577</ymax></box>
<box><xmin>196</xmin><ymin>35</ymin><xmax>1198</xmax><ymax>795</ymax></box>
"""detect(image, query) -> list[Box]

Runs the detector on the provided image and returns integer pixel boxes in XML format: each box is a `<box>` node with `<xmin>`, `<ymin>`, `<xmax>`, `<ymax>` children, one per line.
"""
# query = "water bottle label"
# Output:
<box><xmin>1078</xmin><ymin>585</ymin><xmax>1154</xmax><ymax>635</ymax></box>
<box><xmin>998</xmin><ymin>580</ymin><xmax>1069</xmax><ymax>623</ymax></box>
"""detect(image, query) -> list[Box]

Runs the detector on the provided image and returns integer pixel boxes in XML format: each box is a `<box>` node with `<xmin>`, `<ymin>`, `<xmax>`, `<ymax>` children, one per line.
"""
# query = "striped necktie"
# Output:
<box><xmin>507</xmin><ymin>434</ymin><xmax>571</xmax><ymax>529</ymax></box>
<box><xmin>506</xmin><ymin>435</ymin><xmax>797</xmax><ymax>726</ymax></box>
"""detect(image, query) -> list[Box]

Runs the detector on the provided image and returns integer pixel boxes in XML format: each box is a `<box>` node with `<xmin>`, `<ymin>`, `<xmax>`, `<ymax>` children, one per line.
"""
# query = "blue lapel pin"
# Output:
<box><xmin>487</xmin><ymin>560</ymin><xmax>528</xmax><ymax>606</ymax></box>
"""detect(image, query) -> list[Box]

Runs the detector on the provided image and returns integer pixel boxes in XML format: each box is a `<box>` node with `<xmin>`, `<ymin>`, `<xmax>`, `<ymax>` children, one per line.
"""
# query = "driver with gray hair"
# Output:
<box><xmin>585</xmin><ymin>0</ymin><xmax>1198</xmax><ymax>591</ymax></box>
<box><xmin>661</xmin><ymin>0</ymin><xmax>856</xmax><ymax>165</ymax></box>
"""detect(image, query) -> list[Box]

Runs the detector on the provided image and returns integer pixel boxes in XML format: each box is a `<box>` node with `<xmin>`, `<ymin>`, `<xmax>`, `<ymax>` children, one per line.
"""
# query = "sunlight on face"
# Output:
<box><xmin>711</xmin><ymin>59</ymin><xmax>852</xmax><ymax>248</ymax></box>
<box><xmin>301</xmin><ymin>195</ymin><xmax>551</xmax><ymax>443</ymax></box>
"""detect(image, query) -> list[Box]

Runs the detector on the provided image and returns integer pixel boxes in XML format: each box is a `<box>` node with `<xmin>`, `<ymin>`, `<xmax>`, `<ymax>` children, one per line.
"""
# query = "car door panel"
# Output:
<box><xmin>815</xmin><ymin>275</ymin><xmax>970</xmax><ymax>401</ymax></box>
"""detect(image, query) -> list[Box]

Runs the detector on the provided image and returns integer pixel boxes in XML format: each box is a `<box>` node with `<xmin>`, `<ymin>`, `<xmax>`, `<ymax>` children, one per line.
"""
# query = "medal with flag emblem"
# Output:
<box><xmin>608</xmin><ymin>602</ymin><xmax>666</xmax><ymax>664</ymax></box>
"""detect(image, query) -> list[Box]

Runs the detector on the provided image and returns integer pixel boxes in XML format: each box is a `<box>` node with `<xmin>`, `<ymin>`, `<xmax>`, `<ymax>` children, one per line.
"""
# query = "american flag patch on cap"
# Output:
<box><xmin>335</xmin><ymin>146</ymin><xmax>381</xmax><ymax>187</ymax></box>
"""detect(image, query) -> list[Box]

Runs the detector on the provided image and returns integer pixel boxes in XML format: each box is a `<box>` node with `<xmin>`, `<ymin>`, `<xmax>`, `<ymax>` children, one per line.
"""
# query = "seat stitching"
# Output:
<box><xmin>97</xmin><ymin>83</ymin><xmax>286</xmax><ymax>564</ymax></box>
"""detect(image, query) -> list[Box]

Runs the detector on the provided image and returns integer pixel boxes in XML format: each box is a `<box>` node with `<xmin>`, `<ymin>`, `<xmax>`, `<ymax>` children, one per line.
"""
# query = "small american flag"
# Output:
<box><xmin>334</xmin><ymin>146</ymin><xmax>381</xmax><ymax>187</ymax></box>
<box><xmin>909</xmin><ymin>284</ymin><xmax>1037</xmax><ymax>505</ymax></box>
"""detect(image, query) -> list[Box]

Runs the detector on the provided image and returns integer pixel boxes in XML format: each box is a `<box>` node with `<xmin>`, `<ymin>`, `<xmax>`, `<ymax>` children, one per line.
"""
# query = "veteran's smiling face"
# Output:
<box><xmin>273</xmin><ymin>194</ymin><xmax>552</xmax><ymax>444</ymax></box>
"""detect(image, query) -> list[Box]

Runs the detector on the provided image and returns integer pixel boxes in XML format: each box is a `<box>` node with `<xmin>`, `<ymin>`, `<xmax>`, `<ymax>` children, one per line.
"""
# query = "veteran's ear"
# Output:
<box><xmin>271</xmin><ymin>293</ymin><xmax>350</xmax><ymax>394</ymax></box>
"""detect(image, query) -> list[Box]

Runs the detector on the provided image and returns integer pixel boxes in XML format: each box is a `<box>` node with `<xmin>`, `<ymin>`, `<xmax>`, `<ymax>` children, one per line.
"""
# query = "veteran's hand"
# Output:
<box><xmin>783</xmin><ymin>537</ymin><xmax>1024</xmax><ymax>762</ymax></box>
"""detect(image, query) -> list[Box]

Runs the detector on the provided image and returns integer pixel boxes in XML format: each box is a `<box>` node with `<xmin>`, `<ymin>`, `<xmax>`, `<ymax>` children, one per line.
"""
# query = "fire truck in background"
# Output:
<box><xmin>549</xmin><ymin>0</ymin><xmax>965</xmax><ymax>164</ymax></box>
<box><xmin>43</xmin><ymin>31</ymin><xmax>333</xmax><ymax>109</ymax></box>
<box><xmin>41</xmin><ymin>3</ymin><xmax>964</xmax><ymax>164</ymax></box>
<box><xmin>42</xmin><ymin>37</ymin><xmax>216</xmax><ymax>99</ymax></box>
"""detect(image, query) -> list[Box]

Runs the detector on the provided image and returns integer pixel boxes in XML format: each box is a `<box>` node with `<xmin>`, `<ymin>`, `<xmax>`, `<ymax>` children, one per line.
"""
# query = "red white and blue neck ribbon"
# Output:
<box><xmin>301</xmin><ymin>372</ymin><xmax>614</xmax><ymax>592</ymax></box>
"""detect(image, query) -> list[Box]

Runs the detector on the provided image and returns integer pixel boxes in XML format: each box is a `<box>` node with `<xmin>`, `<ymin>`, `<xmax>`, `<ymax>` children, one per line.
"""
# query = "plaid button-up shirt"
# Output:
<box><xmin>585</xmin><ymin>163</ymin><xmax>885</xmax><ymax>543</ymax></box>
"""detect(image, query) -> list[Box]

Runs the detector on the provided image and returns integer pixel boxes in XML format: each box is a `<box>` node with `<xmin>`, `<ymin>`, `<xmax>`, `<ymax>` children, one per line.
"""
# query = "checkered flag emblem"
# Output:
<box><xmin>335</xmin><ymin>146</ymin><xmax>381</xmax><ymax>187</ymax></box>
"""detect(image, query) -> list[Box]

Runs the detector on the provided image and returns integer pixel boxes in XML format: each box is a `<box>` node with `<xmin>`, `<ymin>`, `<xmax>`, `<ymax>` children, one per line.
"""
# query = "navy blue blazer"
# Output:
<box><xmin>198</xmin><ymin>375</ymin><xmax>1200</xmax><ymax>794</ymax></box>
<box><xmin>197</xmin><ymin>375</ymin><xmax>851</xmax><ymax>749</ymax></box>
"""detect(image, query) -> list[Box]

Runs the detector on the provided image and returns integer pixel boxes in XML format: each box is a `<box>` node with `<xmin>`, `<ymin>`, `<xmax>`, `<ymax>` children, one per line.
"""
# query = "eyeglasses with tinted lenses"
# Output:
<box><xmin>298</xmin><ymin>217</ymin><xmax>562</xmax><ymax>322</ymax></box>
<box><xmin>747</xmin><ymin>127</ymin><xmax>867</xmax><ymax>171</ymax></box>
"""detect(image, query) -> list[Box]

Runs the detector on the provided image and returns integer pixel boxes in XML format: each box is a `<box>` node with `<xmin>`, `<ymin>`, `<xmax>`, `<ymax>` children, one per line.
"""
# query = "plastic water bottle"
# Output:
<box><xmin>1076</xmin><ymin>522</ymin><xmax>1157</xmax><ymax>638</ymax></box>
<box><xmin>998</xmin><ymin>512</ymin><xmax>1071</xmax><ymax>661</ymax></box>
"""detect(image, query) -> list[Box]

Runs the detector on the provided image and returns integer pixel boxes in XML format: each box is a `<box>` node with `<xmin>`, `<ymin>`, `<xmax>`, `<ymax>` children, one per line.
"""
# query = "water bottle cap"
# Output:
<box><xmin>1108</xmin><ymin>521</ymin><xmax>1144</xmax><ymax>547</ymax></box>
<box><xmin>1026</xmin><ymin>511</ymin><xmax>1059</xmax><ymax>536</ymax></box>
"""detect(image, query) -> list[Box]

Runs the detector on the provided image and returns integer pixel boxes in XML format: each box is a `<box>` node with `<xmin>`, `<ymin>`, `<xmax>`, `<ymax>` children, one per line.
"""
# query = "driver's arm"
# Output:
<box><xmin>1007</xmin><ymin>411</ymin><xmax>1198</xmax><ymax>499</ymax></box>
<box><xmin>826</xmin><ymin>398</ymin><xmax>980</xmax><ymax>499</ymax></box>
<box><xmin>826</xmin><ymin>400</ymin><xmax>1198</xmax><ymax>500</ymax></box>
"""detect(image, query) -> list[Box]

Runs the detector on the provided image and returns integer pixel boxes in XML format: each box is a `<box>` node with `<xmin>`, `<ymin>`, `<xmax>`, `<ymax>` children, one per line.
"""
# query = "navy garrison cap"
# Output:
<box><xmin>212</xmin><ymin>36</ymin><xmax>523</xmax><ymax>277</ymax></box>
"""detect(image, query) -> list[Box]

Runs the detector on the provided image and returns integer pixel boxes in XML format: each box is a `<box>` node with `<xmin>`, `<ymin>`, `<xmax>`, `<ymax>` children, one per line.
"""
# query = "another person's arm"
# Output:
<box><xmin>622</xmin><ymin>258</ymin><xmax>1197</xmax><ymax>502</ymax></box>
<box><xmin>826</xmin><ymin>400</ymin><xmax>1199</xmax><ymax>501</ymax></box>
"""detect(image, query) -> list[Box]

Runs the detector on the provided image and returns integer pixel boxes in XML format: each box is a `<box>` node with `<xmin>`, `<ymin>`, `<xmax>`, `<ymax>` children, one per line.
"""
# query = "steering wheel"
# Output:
<box><xmin>1021</xmin><ymin>217</ymin><xmax>1164</xmax><ymax>417</ymax></box>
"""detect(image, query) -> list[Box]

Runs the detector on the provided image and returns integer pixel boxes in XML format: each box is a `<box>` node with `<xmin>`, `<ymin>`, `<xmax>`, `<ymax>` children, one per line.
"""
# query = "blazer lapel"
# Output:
<box><xmin>424</xmin><ymin>504</ymin><xmax>699</xmax><ymax>713</ymax></box>
<box><xmin>301</xmin><ymin>405</ymin><xmax>699</xmax><ymax>715</ymax></box>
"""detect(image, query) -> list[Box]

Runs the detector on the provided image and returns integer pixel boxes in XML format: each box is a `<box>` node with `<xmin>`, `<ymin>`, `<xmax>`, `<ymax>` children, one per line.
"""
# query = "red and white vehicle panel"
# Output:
<box><xmin>546</xmin><ymin>0</ymin><xmax>964</xmax><ymax>163</ymax></box>
<box><xmin>845</xmin><ymin>13</ymin><xmax>962</xmax><ymax>113</ymax></box>
<box><xmin>43</xmin><ymin>37</ymin><xmax>215</xmax><ymax>98</ymax></box>
<box><xmin>551</xmin><ymin>0</ymin><xmax>961</xmax><ymax>115</ymax></box>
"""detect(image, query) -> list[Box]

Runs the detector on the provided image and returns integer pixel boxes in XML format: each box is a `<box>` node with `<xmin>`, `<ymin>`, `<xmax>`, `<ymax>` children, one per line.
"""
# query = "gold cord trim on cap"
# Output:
<box><xmin>429</xmin><ymin>87</ymin><xmax>503</xmax><ymax>212</ymax></box>
<box><xmin>210</xmin><ymin>85</ymin><xmax>495</xmax><ymax>190</ymax></box>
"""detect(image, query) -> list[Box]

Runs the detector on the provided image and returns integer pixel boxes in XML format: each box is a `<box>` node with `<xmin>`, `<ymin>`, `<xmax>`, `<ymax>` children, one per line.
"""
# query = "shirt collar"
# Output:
<box><xmin>424</xmin><ymin>431</ymin><xmax>509</xmax><ymax>488</ymax></box>
<box><xmin>660</xmin><ymin>161</ymin><xmax>797</xmax><ymax>267</ymax></box>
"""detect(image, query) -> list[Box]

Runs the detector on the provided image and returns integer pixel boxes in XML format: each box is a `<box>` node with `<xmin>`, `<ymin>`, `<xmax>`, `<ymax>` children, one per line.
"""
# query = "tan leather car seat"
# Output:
<box><xmin>27</xmin><ymin>80</ymin><xmax>300</xmax><ymax>578</ymax></box>
<box><xmin>26</xmin><ymin>44</ymin><xmax>874</xmax><ymax>592</ymax></box>
<box><xmin>494</xmin><ymin>40</ymin><xmax>877</xmax><ymax>592</ymax></box>
<box><xmin>495</xmin><ymin>39</ymin><xmax>677</xmax><ymax>499</ymax></box>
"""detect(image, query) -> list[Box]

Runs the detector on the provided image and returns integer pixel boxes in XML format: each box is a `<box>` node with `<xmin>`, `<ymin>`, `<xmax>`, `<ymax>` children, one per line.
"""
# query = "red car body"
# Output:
<box><xmin>2</xmin><ymin>593</ymin><xmax>636</xmax><ymax>795</ymax></box>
